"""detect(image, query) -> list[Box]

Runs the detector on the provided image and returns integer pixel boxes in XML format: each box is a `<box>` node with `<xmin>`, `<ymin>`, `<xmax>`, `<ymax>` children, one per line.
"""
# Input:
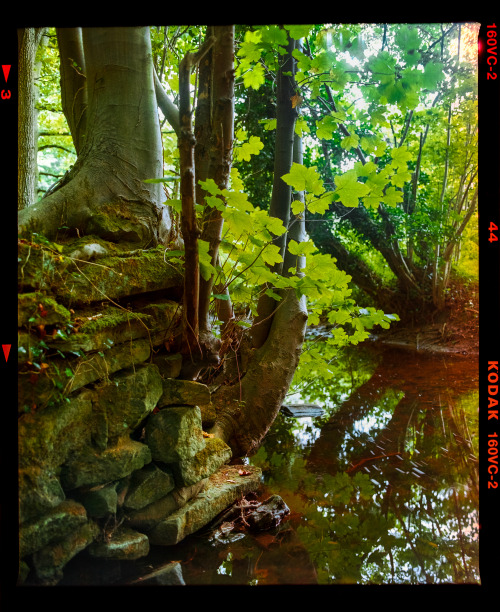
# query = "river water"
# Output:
<box><xmin>60</xmin><ymin>344</ymin><xmax>480</xmax><ymax>586</ymax></box>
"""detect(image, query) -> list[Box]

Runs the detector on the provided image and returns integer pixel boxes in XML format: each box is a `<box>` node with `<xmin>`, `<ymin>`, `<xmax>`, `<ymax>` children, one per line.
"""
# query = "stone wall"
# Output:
<box><xmin>17</xmin><ymin>236</ymin><xmax>261</xmax><ymax>585</ymax></box>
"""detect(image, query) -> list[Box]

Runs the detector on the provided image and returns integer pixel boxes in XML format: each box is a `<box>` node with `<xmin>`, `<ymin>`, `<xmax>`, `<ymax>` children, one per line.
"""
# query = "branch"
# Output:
<box><xmin>153</xmin><ymin>67</ymin><xmax>180</xmax><ymax>138</ymax></box>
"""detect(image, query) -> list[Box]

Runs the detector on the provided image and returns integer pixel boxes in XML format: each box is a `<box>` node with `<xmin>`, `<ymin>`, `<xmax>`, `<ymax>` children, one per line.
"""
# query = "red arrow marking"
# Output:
<box><xmin>2</xmin><ymin>344</ymin><xmax>11</xmax><ymax>362</ymax></box>
<box><xmin>2</xmin><ymin>65</ymin><xmax>11</xmax><ymax>82</ymax></box>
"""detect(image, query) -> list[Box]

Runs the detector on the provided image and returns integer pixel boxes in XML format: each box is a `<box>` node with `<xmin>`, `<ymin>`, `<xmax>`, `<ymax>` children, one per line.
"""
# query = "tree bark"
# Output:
<box><xmin>18</xmin><ymin>27</ymin><xmax>172</xmax><ymax>247</ymax></box>
<box><xmin>18</xmin><ymin>27</ymin><xmax>45</xmax><ymax>210</ymax></box>
<box><xmin>197</xmin><ymin>26</ymin><xmax>235</xmax><ymax>337</ymax></box>
<box><xmin>210</xmin><ymin>286</ymin><xmax>307</xmax><ymax>457</ymax></box>
<box><xmin>251</xmin><ymin>32</ymin><xmax>298</xmax><ymax>349</ymax></box>
<box><xmin>56</xmin><ymin>27</ymin><xmax>87</xmax><ymax>155</ymax></box>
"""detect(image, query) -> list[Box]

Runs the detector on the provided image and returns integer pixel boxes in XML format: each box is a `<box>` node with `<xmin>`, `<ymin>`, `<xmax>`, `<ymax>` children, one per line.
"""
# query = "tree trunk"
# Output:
<box><xmin>210</xmin><ymin>286</ymin><xmax>307</xmax><ymax>457</ymax></box>
<box><xmin>197</xmin><ymin>26</ymin><xmax>235</xmax><ymax>337</ymax></box>
<box><xmin>56</xmin><ymin>27</ymin><xmax>87</xmax><ymax>155</ymax></box>
<box><xmin>251</xmin><ymin>33</ymin><xmax>298</xmax><ymax>349</ymax></box>
<box><xmin>18</xmin><ymin>27</ymin><xmax>45</xmax><ymax>210</ymax></box>
<box><xmin>18</xmin><ymin>27</ymin><xmax>172</xmax><ymax>247</ymax></box>
<box><xmin>209</xmin><ymin>32</ymin><xmax>308</xmax><ymax>457</ymax></box>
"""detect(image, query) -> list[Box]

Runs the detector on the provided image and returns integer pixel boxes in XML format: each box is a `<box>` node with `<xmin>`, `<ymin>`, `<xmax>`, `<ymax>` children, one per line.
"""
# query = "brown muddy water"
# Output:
<box><xmin>59</xmin><ymin>345</ymin><xmax>480</xmax><ymax>586</ymax></box>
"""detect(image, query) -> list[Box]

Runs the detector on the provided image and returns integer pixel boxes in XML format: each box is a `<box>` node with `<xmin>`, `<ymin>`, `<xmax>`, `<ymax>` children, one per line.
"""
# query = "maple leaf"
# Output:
<box><xmin>281</xmin><ymin>163</ymin><xmax>324</xmax><ymax>195</ymax></box>
<box><xmin>333</xmin><ymin>169</ymin><xmax>370</xmax><ymax>207</ymax></box>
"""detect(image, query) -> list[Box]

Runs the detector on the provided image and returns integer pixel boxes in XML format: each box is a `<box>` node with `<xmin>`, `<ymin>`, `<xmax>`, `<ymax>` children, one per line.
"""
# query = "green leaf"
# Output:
<box><xmin>291</xmin><ymin>199</ymin><xmax>305</xmax><ymax>215</ymax></box>
<box><xmin>292</xmin><ymin>48</ymin><xmax>312</xmax><ymax>71</ymax></box>
<box><xmin>333</xmin><ymin>169</ymin><xmax>370</xmax><ymax>207</ymax></box>
<box><xmin>284</xmin><ymin>24</ymin><xmax>313</xmax><ymax>40</ymax></box>
<box><xmin>260</xmin><ymin>243</ymin><xmax>283</xmax><ymax>266</ymax></box>
<box><xmin>199</xmin><ymin>178</ymin><xmax>221</xmax><ymax>196</ymax></box>
<box><xmin>198</xmin><ymin>239</ymin><xmax>217</xmax><ymax>281</ymax></box>
<box><xmin>234</xmin><ymin>135</ymin><xmax>264</xmax><ymax>162</ymax></box>
<box><xmin>281</xmin><ymin>163</ymin><xmax>324</xmax><ymax>195</ymax></box>
<box><xmin>422</xmin><ymin>61</ymin><xmax>444</xmax><ymax>90</ymax></box>
<box><xmin>307</xmin><ymin>191</ymin><xmax>334</xmax><ymax>214</ymax></box>
<box><xmin>316</xmin><ymin>115</ymin><xmax>338</xmax><ymax>140</ymax></box>
<box><xmin>381</xmin><ymin>186</ymin><xmax>403</xmax><ymax>207</ymax></box>
<box><xmin>264</xmin><ymin>287</ymin><xmax>282</xmax><ymax>300</ymax></box>
<box><xmin>287</xmin><ymin>239</ymin><xmax>317</xmax><ymax>257</ymax></box>
<box><xmin>242</xmin><ymin>62</ymin><xmax>265</xmax><ymax>90</ymax></box>
<box><xmin>390</xmin><ymin>147</ymin><xmax>412</xmax><ymax>169</ymax></box>
<box><xmin>260</xmin><ymin>25</ymin><xmax>289</xmax><ymax>47</ymax></box>
<box><xmin>395</xmin><ymin>25</ymin><xmax>421</xmax><ymax>54</ymax></box>
<box><xmin>391</xmin><ymin>169</ymin><xmax>412</xmax><ymax>188</ymax></box>
<box><xmin>295</xmin><ymin>116</ymin><xmax>309</xmax><ymax>137</ymax></box>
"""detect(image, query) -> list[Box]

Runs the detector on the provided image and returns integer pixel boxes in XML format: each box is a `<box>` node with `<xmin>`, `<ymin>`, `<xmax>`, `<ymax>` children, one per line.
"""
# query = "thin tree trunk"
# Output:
<box><xmin>251</xmin><ymin>32</ymin><xmax>298</xmax><ymax>349</ymax></box>
<box><xmin>197</xmin><ymin>26</ymin><xmax>235</xmax><ymax>336</ymax></box>
<box><xmin>178</xmin><ymin>49</ymin><xmax>201</xmax><ymax>355</ymax></box>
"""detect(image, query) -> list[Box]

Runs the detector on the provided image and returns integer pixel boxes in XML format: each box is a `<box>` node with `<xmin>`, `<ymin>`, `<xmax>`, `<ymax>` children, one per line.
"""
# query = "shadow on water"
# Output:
<box><xmin>60</xmin><ymin>345</ymin><xmax>480</xmax><ymax>586</ymax></box>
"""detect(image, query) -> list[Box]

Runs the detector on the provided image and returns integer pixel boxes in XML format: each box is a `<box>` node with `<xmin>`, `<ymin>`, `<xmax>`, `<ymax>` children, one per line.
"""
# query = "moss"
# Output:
<box><xmin>18</xmin><ymin>292</ymin><xmax>71</xmax><ymax>329</ymax></box>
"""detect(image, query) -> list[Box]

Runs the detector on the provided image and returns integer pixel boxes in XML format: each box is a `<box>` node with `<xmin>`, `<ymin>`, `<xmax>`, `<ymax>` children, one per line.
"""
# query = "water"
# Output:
<box><xmin>60</xmin><ymin>345</ymin><xmax>480</xmax><ymax>586</ymax></box>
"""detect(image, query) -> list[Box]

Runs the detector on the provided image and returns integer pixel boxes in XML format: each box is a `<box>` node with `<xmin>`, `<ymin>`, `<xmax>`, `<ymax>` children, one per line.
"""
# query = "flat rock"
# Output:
<box><xmin>147</xmin><ymin>464</ymin><xmax>262</xmax><ymax>546</ymax></box>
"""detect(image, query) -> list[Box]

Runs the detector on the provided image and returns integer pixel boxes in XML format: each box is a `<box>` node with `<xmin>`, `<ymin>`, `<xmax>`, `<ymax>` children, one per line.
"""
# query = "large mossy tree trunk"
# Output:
<box><xmin>18</xmin><ymin>27</ymin><xmax>46</xmax><ymax>211</ymax></box>
<box><xmin>18</xmin><ymin>27</ymin><xmax>172</xmax><ymax>247</ymax></box>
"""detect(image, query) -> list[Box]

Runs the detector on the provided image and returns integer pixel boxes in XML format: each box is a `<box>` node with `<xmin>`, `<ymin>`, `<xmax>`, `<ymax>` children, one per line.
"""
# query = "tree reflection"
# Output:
<box><xmin>250</xmin><ymin>347</ymin><xmax>479</xmax><ymax>584</ymax></box>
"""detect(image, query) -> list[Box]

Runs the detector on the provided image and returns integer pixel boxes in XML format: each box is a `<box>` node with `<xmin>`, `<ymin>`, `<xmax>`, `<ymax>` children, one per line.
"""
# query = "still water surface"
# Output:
<box><xmin>61</xmin><ymin>345</ymin><xmax>479</xmax><ymax>586</ymax></box>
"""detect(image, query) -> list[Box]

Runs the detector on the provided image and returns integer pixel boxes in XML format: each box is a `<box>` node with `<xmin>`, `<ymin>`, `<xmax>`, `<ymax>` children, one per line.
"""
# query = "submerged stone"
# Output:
<box><xmin>18</xmin><ymin>387</ymin><xmax>94</xmax><ymax>468</ymax></box>
<box><xmin>78</xmin><ymin>482</ymin><xmax>119</xmax><ymax>518</ymax></box>
<box><xmin>125</xmin><ymin>479</ymin><xmax>207</xmax><ymax>532</ymax></box>
<box><xmin>158</xmin><ymin>378</ymin><xmax>211</xmax><ymax>408</ymax></box>
<box><xmin>152</xmin><ymin>353</ymin><xmax>183</xmax><ymax>379</ymax></box>
<box><xmin>131</xmin><ymin>561</ymin><xmax>185</xmax><ymax>586</ymax></box>
<box><xmin>158</xmin><ymin>378</ymin><xmax>216</xmax><ymax>425</ymax></box>
<box><xmin>94</xmin><ymin>363</ymin><xmax>163</xmax><ymax>444</ymax></box>
<box><xmin>18</xmin><ymin>466</ymin><xmax>66</xmax><ymax>524</ymax></box>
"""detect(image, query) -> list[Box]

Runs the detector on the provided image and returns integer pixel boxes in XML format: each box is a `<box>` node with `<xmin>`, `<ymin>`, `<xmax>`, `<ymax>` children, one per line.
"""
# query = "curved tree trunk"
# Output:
<box><xmin>210</xmin><ymin>287</ymin><xmax>307</xmax><ymax>457</ymax></box>
<box><xmin>18</xmin><ymin>27</ymin><xmax>171</xmax><ymax>247</ymax></box>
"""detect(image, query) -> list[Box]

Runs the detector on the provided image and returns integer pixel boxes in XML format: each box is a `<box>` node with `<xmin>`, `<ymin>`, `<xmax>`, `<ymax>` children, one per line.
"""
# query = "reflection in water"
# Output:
<box><xmin>59</xmin><ymin>346</ymin><xmax>479</xmax><ymax>586</ymax></box>
<box><xmin>248</xmin><ymin>346</ymin><xmax>480</xmax><ymax>585</ymax></box>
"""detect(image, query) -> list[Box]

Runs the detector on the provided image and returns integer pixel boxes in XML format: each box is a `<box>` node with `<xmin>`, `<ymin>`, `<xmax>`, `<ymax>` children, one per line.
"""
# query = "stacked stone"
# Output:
<box><xmin>17</xmin><ymin>237</ymin><xmax>261</xmax><ymax>585</ymax></box>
